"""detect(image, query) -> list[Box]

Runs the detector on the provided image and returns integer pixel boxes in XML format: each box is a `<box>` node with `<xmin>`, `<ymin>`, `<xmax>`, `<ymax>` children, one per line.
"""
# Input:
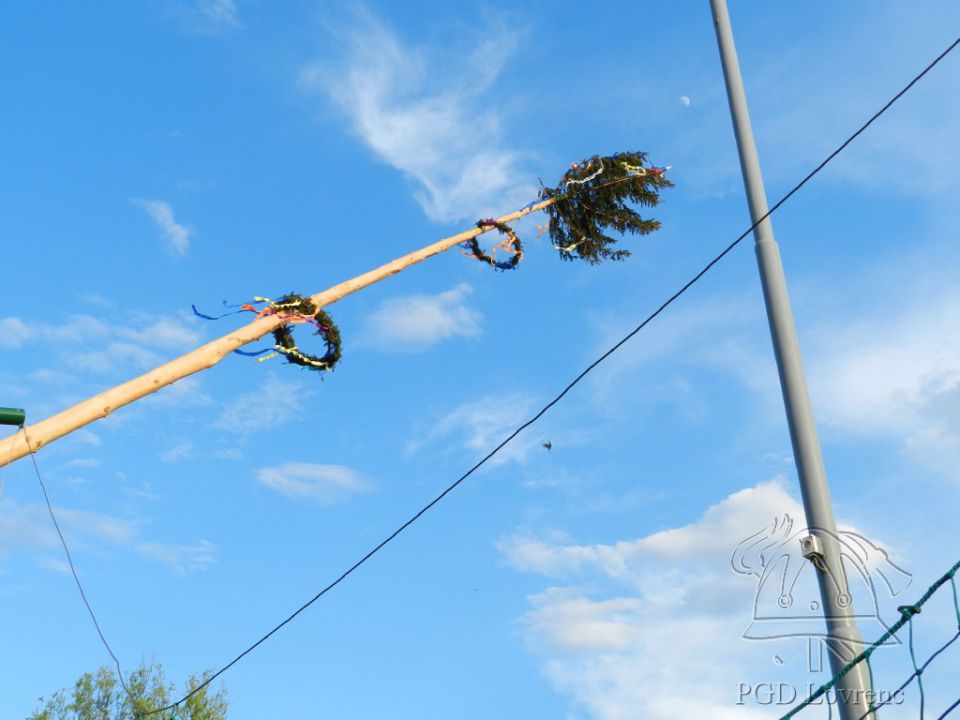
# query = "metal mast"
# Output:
<box><xmin>709</xmin><ymin>1</ymin><xmax>875</xmax><ymax>717</ymax></box>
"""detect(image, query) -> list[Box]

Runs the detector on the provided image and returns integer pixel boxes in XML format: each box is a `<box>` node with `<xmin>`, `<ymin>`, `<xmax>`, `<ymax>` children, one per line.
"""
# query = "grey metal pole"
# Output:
<box><xmin>708</xmin><ymin>1</ymin><xmax>875</xmax><ymax>718</ymax></box>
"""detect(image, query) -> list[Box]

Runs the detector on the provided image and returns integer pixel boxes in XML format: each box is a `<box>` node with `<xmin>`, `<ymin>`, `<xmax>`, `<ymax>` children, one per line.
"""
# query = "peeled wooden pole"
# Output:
<box><xmin>0</xmin><ymin>199</ymin><xmax>555</xmax><ymax>467</ymax></box>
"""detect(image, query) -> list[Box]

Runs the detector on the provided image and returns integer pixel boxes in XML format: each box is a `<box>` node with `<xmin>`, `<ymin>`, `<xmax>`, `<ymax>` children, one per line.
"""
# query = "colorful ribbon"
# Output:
<box><xmin>564</xmin><ymin>158</ymin><xmax>605</xmax><ymax>188</ymax></box>
<box><xmin>192</xmin><ymin>294</ymin><xmax>341</xmax><ymax>372</ymax></box>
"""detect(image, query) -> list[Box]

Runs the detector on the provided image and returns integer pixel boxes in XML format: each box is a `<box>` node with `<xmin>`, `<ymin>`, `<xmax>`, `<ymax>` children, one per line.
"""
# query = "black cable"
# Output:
<box><xmin>144</xmin><ymin>32</ymin><xmax>960</xmax><ymax>714</ymax></box>
<box><xmin>24</xmin><ymin>430</ymin><xmax>131</xmax><ymax>696</ymax></box>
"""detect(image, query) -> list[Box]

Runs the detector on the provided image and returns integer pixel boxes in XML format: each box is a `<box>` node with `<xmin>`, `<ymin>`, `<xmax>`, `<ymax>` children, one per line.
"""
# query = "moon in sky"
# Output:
<box><xmin>680</xmin><ymin>96</ymin><xmax>691</xmax><ymax>107</ymax></box>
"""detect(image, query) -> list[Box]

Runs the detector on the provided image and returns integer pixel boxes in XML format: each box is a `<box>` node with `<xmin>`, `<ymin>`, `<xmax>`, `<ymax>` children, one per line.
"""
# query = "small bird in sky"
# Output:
<box><xmin>543</xmin><ymin>441</ymin><xmax>552</xmax><ymax>451</ymax></box>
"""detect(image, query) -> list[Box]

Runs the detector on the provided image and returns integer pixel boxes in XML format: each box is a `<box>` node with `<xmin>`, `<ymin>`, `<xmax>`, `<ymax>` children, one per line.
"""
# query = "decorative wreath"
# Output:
<box><xmin>267</xmin><ymin>293</ymin><xmax>341</xmax><ymax>372</ymax></box>
<box><xmin>193</xmin><ymin>293</ymin><xmax>341</xmax><ymax>373</ymax></box>
<box><xmin>462</xmin><ymin>219</ymin><xmax>523</xmax><ymax>271</ymax></box>
<box><xmin>537</xmin><ymin>151</ymin><xmax>673</xmax><ymax>265</ymax></box>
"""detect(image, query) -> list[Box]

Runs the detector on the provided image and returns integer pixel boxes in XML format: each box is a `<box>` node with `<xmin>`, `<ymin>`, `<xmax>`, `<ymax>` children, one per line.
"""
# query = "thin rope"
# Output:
<box><xmin>907</xmin><ymin>613</ymin><xmax>926</xmax><ymax>719</ymax></box>
<box><xmin>145</xmin><ymin>32</ymin><xmax>960</xmax><ymax>715</ymax></box>
<box><xmin>24</xmin><ymin>431</ymin><xmax>131</xmax><ymax>696</ymax></box>
<box><xmin>856</xmin><ymin>631</ymin><xmax>960</xmax><ymax>718</ymax></box>
<box><xmin>853</xmin><ymin>574</ymin><xmax>960</xmax><ymax>719</ymax></box>
<box><xmin>938</xmin><ymin>696</ymin><xmax>960</xmax><ymax>719</ymax></box>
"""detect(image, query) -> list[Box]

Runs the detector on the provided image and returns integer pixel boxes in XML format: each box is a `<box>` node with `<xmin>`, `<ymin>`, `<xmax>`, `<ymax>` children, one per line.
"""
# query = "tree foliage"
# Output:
<box><xmin>27</xmin><ymin>663</ymin><xmax>227</xmax><ymax>720</ymax></box>
<box><xmin>539</xmin><ymin>151</ymin><xmax>673</xmax><ymax>264</ymax></box>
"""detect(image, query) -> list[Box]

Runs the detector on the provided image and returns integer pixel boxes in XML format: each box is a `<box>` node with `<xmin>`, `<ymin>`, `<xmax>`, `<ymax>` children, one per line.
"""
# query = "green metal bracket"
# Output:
<box><xmin>0</xmin><ymin>407</ymin><xmax>26</xmax><ymax>426</ymax></box>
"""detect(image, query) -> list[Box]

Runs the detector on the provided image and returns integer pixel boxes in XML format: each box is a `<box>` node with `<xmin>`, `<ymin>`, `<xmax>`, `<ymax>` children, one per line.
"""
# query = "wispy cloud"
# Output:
<box><xmin>0</xmin><ymin>311</ymin><xmax>204</xmax><ymax>376</ymax></box>
<box><xmin>584</xmin><ymin>254</ymin><xmax>960</xmax><ymax>475</ymax></box>
<box><xmin>362</xmin><ymin>283</ymin><xmax>482</xmax><ymax>352</ymax></box>
<box><xmin>159</xmin><ymin>441</ymin><xmax>194</xmax><ymax>463</ymax></box>
<box><xmin>300</xmin><ymin>10</ymin><xmax>535</xmax><ymax>222</ymax></box>
<box><xmin>213</xmin><ymin>375</ymin><xmax>306</xmax><ymax>434</ymax></box>
<box><xmin>39</xmin><ymin>558</ymin><xmax>72</xmax><ymax>575</ymax></box>
<box><xmin>408</xmin><ymin>393</ymin><xmax>541</xmax><ymax>465</ymax></box>
<box><xmin>136</xmin><ymin>539</ymin><xmax>218</xmax><ymax>574</ymax></box>
<box><xmin>197</xmin><ymin>0</ymin><xmax>239</xmax><ymax>30</ymax></box>
<box><xmin>256</xmin><ymin>462</ymin><xmax>372</xmax><ymax>505</ymax></box>
<box><xmin>71</xmin><ymin>342</ymin><xmax>162</xmax><ymax>374</ymax></box>
<box><xmin>119</xmin><ymin>318</ymin><xmax>203</xmax><ymax>350</ymax></box>
<box><xmin>168</xmin><ymin>0</ymin><xmax>240</xmax><ymax>35</ymax></box>
<box><xmin>132</xmin><ymin>198</ymin><xmax>192</xmax><ymax>256</ymax></box>
<box><xmin>809</xmin><ymin>284</ymin><xmax>960</xmax><ymax>468</ymax></box>
<box><xmin>0</xmin><ymin>317</ymin><xmax>31</xmax><ymax>349</ymax></box>
<box><xmin>72</xmin><ymin>429</ymin><xmax>103</xmax><ymax>448</ymax></box>
<box><xmin>0</xmin><ymin>500</ymin><xmax>218</xmax><ymax>574</ymax></box>
<box><xmin>0</xmin><ymin>501</ymin><xmax>140</xmax><ymax>556</ymax></box>
<box><xmin>61</xmin><ymin>458</ymin><xmax>101</xmax><ymax>470</ymax></box>
<box><xmin>585</xmin><ymin>295</ymin><xmax>777</xmax><ymax>424</ymax></box>
<box><xmin>0</xmin><ymin>314</ymin><xmax>111</xmax><ymax>350</ymax></box>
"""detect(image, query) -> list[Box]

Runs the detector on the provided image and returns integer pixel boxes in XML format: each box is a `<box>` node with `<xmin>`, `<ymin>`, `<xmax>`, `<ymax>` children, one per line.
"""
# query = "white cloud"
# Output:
<box><xmin>362</xmin><ymin>283</ymin><xmax>482</xmax><ymax>352</ymax></box>
<box><xmin>159</xmin><ymin>441</ymin><xmax>194</xmax><ymax>463</ymax></box>
<box><xmin>70</xmin><ymin>341</ymin><xmax>162</xmax><ymax>374</ymax></box>
<box><xmin>55</xmin><ymin>506</ymin><xmax>140</xmax><ymax>545</ymax></box>
<box><xmin>586</xmin><ymin>296</ymin><xmax>778</xmax><ymax>424</ymax></box>
<box><xmin>132</xmin><ymin>198</ymin><xmax>192</xmax><ymax>256</ymax></box>
<box><xmin>0</xmin><ymin>501</ymin><xmax>139</xmax><ymax>556</ymax></box>
<box><xmin>213</xmin><ymin>375</ymin><xmax>306</xmax><ymax>434</ymax></box>
<box><xmin>118</xmin><ymin>318</ymin><xmax>203</xmax><ymax>350</ymax></box>
<box><xmin>585</xmin><ymin>257</ymin><xmax>960</xmax><ymax>473</ymax></box>
<box><xmin>0</xmin><ymin>314</ymin><xmax>112</xmax><ymax>350</ymax></box>
<box><xmin>168</xmin><ymin>0</ymin><xmax>240</xmax><ymax>35</ymax></box>
<box><xmin>808</xmin><ymin>283</ymin><xmax>960</xmax><ymax>468</ymax></box>
<box><xmin>256</xmin><ymin>462</ymin><xmax>372</xmax><ymax>505</ymax></box>
<box><xmin>137</xmin><ymin>539</ymin><xmax>218</xmax><ymax>574</ymax></box>
<box><xmin>501</xmin><ymin>482</ymin><xmax>803</xmax><ymax>583</ymax></box>
<box><xmin>0</xmin><ymin>311</ymin><xmax>201</xmax><ymax>376</ymax></box>
<box><xmin>499</xmin><ymin>482</ymin><xmax>917</xmax><ymax>720</ymax></box>
<box><xmin>73</xmin><ymin>429</ymin><xmax>102</xmax><ymax>447</ymax></box>
<box><xmin>300</xmin><ymin>11</ymin><xmax>535</xmax><ymax>222</ymax></box>
<box><xmin>408</xmin><ymin>393</ymin><xmax>540</xmax><ymax>465</ymax></box>
<box><xmin>0</xmin><ymin>317</ymin><xmax>31</xmax><ymax>349</ymax></box>
<box><xmin>0</xmin><ymin>500</ymin><xmax>218</xmax><ymax>575</ymax></box>
<box><xmin>61</xmin><ymin>458</ymin><xmax>101</xmax><ymax>470</ymax></box>
<box><xmin>78</xmin><ymin>292</ymin><xmax>113</xmax><ymax>308</ymax></box>
<box><xmin>39</xmin><ymin>557</ymin><xmax>72</xmax><ymax>575</ymax></box>
<box><xmin>196</xmin><ymin>0</ymin><xmax>238</xmax><ymax>30</ymax></box>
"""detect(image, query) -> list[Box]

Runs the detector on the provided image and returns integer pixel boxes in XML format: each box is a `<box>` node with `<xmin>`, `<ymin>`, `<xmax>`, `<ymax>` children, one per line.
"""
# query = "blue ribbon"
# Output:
<box><xmin>191</xmin><ymin>304</ymin><xmax>247</xmax><ymax>321</ymax></box>
<box><xmin>233</xmin><ymin>347</ymin><xmax>274</xmax><ymax>357</ymax></box>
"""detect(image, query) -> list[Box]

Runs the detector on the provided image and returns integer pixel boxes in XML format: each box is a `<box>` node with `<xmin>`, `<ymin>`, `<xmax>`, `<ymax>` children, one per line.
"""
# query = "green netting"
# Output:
<box><xmin>777</xmin><ymin>559</ymin><xmax>960</xmax><ymax>719</ymax></box>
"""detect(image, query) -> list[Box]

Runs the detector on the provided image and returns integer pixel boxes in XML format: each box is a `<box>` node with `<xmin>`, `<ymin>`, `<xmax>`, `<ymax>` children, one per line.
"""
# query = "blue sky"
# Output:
<box><xmin>2</xmin><ymin>2</ymin><xmax>959</xmax><ymax>718</ymax></box>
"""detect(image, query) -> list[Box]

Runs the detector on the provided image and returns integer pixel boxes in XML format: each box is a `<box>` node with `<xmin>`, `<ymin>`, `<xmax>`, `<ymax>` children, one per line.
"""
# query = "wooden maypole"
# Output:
<box><xmin>0</xmin><ymin>153</ymin><xmax>671</xmax><ymax>467</ymax></box>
